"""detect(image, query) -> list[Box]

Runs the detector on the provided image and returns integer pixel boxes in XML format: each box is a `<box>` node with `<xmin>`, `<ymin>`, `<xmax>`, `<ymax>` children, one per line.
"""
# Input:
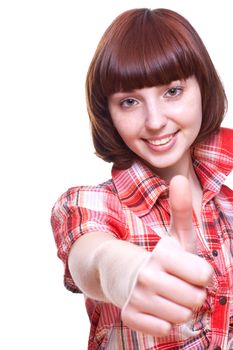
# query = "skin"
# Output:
<box><xmin>108</xmin><ymin>76</ymin><xmax>202</xmax><ymax>181</ymax></box>
<box><xmin>69</xmin><ymin>177</ymin><xmax>213</xmax><ymax>336</ymax></box>
<box><xmin>121</xmin><ymin>176</ymin><xmax>210</xmax><ymax>336</ymax></box>
<box><xmin>68</xmin><ymin>76</ymin><xmax>213</xmax><ymax>337</ymax></box>
<box><xmin>108</xmin><ymin>75</ymin><xmax>204</xmax><ymax>227</ymax></box>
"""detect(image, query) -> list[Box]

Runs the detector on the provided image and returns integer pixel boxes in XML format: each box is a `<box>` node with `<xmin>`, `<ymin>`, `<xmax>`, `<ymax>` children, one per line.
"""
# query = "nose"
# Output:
<box><xmin>144</xmin><ymin>101</ymin><xmax>167</xmax><ymax>130</ymax></box>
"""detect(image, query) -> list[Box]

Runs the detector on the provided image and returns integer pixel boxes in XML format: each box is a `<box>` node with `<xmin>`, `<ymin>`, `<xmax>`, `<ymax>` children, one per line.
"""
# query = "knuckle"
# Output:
<box><xmin>170</xmin><ymin>307</ymin><xmax>192</xmax><ymax>324</ymax></box>
<box><xmin>121</xmin><ymin>306</ymin><xmax>134</xmax><ymax>325</ymax></box>
<box><xmin>194</xmin><ymin>289</ymin><xmax>206</xmax><ymax>307</ymax></box>
<box><xmin>198</xmin><ymin>261</ymin><xmax>214</xmax><ymax>285</ymax></box>
<box><xmin>202</xmin><ymin>264</ymin><xmax>214</xmax><ymax>285</ymax></box>
<box><xmin>137</xmin><ymin>268</ymin><xmax>150</xmax><ymax>286</ymax></box>
<box><xmin>156</xmin><ymin>322</ymin><xmax>172</xmax><ymax>337</ymax></box>
<box><xmin>179</xmin><ymin>308</ymin><xmax>193</xmax><ymax>323</ymax></box>
<box><xmin>128</xmin><ymin>288</ymin><xmax>144</xmax><ymax>307</ymax></box>
<box><xmin>137</xmin><ymin>264</ymin><xmax>160</xmax><ymax>288</ymax></box>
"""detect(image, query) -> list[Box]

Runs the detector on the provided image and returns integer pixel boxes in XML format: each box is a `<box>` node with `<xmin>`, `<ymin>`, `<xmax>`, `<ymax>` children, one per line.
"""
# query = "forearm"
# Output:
<box><xmin>68</xmin><ymin>231</ymin><xmax>149</xmax><ymax>307</ymax></box>
<box><xmin>94</xmin><ymin>237</ymin><xmax>149</xmax><ymax>307</ymax></box>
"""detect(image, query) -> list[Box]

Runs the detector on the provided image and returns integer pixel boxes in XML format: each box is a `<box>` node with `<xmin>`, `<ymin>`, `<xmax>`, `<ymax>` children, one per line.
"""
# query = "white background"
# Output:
<box><xmin>0</xmin><ymin>0</ymin><xmax>232</xmax><ymax>349</ymax></box>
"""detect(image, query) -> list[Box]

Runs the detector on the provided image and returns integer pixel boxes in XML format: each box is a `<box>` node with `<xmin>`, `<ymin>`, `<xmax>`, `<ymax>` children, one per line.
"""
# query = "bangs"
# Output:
<box><xmin>98</xmin><ymin>9</ymin><xmax>198</xmax><ymax>95</ymax></box>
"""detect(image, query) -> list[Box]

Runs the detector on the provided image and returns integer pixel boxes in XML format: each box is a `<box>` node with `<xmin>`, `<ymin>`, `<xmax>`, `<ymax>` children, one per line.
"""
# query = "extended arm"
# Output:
<box><xmin>68</xmin><ymin>176</ymin><xmax>213</xmax><ymax>337</ymax></box>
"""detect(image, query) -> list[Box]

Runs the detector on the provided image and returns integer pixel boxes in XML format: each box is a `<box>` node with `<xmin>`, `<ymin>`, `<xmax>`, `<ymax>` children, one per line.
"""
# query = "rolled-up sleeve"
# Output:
<box><xmin>51</xmin><ymin>185</ymin><xmax>128</xmax><ymax>292</ymax></box>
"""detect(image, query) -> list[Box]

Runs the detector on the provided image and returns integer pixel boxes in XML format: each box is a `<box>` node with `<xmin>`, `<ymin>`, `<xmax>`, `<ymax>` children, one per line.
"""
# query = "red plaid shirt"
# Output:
<box><xmin>51</xmin><ymin>128</ymin><xmax>233</xmax><ymax>350</ymax></box>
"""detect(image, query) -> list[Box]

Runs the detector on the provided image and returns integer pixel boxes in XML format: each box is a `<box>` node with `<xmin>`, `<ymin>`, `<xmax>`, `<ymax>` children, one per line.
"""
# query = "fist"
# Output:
<box><xmin>121</xmin><ymin>176</ymin><xmax>213</xmax><ymax>337</ymax></box>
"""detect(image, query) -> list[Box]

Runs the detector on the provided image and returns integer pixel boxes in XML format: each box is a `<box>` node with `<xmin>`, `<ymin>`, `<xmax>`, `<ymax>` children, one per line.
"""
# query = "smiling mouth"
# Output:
<box><xmin>147</xmin><ymin>135</ymin><xmax>173</xmax><ymax>146</ymax></box>
<box><xmin>146</xmin><ymin>131</ymin><xmax>179</xmax><ymax>146</ymax></box>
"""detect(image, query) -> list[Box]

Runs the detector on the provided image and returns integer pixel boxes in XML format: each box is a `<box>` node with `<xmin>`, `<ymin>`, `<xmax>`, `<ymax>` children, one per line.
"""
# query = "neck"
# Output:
<box><xmin>154</xmin><ymin>150</ymin><xmax>196</xmax><ymax>183</ymax></box>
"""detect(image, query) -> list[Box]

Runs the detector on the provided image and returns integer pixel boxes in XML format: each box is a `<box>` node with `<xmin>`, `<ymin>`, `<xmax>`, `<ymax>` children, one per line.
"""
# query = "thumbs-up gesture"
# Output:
<box><xmin>121</xmin><ymin>175</ymin><xmax>213</xmax><ymax>337</ymax></box>
<box><xmin>169</xmin><ymin>175</ymin><xmax>197</xmax><ymax>253</ymax></box>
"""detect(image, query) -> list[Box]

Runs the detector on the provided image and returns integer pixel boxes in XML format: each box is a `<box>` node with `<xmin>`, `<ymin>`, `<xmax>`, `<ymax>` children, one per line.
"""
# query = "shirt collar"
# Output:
<box><xmin>112</xmin><ymin>161</ymin><xmax>168</xmax><ymax>217</ymax></box>
<box><xmin>112</xmin><ymin>127</ymin><xmax>233</xmax><ymax>217</ymax></box>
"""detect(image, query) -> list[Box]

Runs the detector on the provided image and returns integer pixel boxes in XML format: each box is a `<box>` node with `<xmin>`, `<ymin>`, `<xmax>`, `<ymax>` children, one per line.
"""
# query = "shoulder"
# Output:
<box><xmin>193</xmin><ymin>127</ymin><xmax>233</xmax><ymax>175</ymax></box>
<box><xmin>57</xmin><ymin>179</ymin><xmax>118</xmax><ymax>204</ymax></box>
<box><xmin>51</xmin><ymin>178</ymin><xmax>129</xmax><ymax>243</ymax></box>
<box><xmin>217</xmin><ymin>127</ymin><xmax>233</xmax><ymax>154</ymax></box>
<box><xmin>209</xmin><ymin>127</ymin><xmax>233</xmax><ymax>156</ymax></box>
<box><xmin>219</xmin><ymin>127</ymin><xmax>233</xmax><ymax>141</ymax></box>
<box><xmin>52</xmin><ymin>179</ymin><xmax>124</xmax><ymax>219</ymax></box>
<box><xmin>196</xmin><ymin>127</ymin><xmax>233</xmax><ymax>150</ymax></box>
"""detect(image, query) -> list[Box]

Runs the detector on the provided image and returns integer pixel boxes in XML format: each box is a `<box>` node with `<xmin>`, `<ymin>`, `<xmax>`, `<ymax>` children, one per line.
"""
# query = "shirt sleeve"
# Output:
<box><xmin>51</xmin><ymin>185</ymin><xmax>128</xmax><ymax>293</ymax></box>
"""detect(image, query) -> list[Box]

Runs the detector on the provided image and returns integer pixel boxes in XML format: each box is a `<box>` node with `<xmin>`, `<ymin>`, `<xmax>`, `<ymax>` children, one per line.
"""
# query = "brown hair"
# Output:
<box><xmin>86</xmin><ymin>8</ymin><xmax>227</xmax><ymax>169</ymax></box>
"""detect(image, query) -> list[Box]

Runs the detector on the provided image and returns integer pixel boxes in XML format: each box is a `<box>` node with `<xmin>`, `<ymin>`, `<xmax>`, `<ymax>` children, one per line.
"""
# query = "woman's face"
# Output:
<box><xmin>108</xmin><ymin>76</ymin><xmax>202</xmax><ymax>179</ymax></box>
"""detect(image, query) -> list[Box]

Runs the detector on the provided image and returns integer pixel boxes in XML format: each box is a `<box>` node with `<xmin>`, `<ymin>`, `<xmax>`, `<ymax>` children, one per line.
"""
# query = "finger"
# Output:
<box><xmin>169</xmin><ymin>175</ymin><xmax>196</xmax><ymax>252</ymax></box>
<box><xmin>121</xmin><ymin>307</ymin><xmax>172</xmax><ymax>337</ymax></box>
<box><xmin>153</xmin><ymin>238</ymin><xmax>213</xmax><ymax>287</ymax></box>
<box><xmin>134</xmin><ymin>294</ymin><xmax>192</xmax><ymax>324</ymax></box>
<box><xmin>138</xmin><ymin>267</ymin><xmax>207</xmax><ymax>308</ymax></box>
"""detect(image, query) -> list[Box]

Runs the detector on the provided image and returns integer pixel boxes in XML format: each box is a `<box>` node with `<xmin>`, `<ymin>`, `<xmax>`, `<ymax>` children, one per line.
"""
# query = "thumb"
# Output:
<box><xmin>169</xmin><ymin>175</ymin><xmax>196</xmax><ymax>253</ymax></box>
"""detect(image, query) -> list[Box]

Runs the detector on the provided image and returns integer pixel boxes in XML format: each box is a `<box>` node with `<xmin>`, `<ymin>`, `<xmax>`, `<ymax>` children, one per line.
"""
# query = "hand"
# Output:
<box><xmin>121</xmin><ymin>175</ymin><xmax>213</xmax><ymax>337</ymax></box>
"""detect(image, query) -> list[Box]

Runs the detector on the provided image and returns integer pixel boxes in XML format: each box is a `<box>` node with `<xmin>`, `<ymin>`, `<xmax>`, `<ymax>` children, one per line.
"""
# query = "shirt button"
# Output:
<box><xmin>212</xmin><ymin>250</ymin><xmax>218</xmax><ymax>257</ymax></box>
<box><xmin>219</xmin><ymin>296</ymin><xmax>227</xmax><ymax>305</ymax></box>
<box><xmin>214</xmin><ymin>347</ymin><xmax>221</xmax><ymax>350</ymax></box>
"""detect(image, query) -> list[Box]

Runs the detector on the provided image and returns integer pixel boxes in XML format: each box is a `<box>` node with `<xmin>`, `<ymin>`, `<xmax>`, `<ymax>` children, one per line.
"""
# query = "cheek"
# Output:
<box><xmin>188</xmin><ymin>92</ymin><xmax>202</xmax><ymax>125</ymax></box>
<box><xmin>190</xmin><ymin>105</ymin><xmax>202</xmax><ymax>128</ymax></box>
<box><xmin>115</xmin><ymin>125</ymin><xmax>136</xmax><ymax>142</ymax></box>
<box><xmin>178</xmin><ymin>102</ymin><xmax>202</xmax><ymax>129</ymax></box>
<box><xmin>113</xmin><ymin>117</ymin><xmax>141</xmax><ymax>139</ymax></box>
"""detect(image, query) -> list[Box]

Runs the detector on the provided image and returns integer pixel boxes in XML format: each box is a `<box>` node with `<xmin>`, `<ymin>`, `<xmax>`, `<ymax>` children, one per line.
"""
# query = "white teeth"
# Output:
<box><xmin>148</xmin><ymin>135</ymin><xmax>173</xmax><ymax>146</ymax></box>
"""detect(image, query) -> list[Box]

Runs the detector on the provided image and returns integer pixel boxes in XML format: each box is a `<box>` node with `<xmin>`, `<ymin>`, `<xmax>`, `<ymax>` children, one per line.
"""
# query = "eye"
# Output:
<box><xmin>165</xmin><ymin>86</ymin><xmax>183</xmax><ymax>98</ymax></box>
<box><xmin>120</xmin><ymin>98</ymin><xmax>138</xmax><ymax>108</ymax></box>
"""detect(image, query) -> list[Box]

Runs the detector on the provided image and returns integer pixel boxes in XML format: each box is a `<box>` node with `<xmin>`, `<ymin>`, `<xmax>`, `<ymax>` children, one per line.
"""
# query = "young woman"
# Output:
<box><xmin>51</xmin><ymin>8</ymin><xmax>233</xmax><ymax>349</ymax></box>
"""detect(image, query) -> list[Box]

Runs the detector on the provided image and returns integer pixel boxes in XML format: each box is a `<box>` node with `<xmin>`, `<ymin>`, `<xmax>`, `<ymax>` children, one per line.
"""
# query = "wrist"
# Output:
<box><xmin>94</xmin><ymin>239</ymin><xmax>150</xmax><ymax>307</ymax></box>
